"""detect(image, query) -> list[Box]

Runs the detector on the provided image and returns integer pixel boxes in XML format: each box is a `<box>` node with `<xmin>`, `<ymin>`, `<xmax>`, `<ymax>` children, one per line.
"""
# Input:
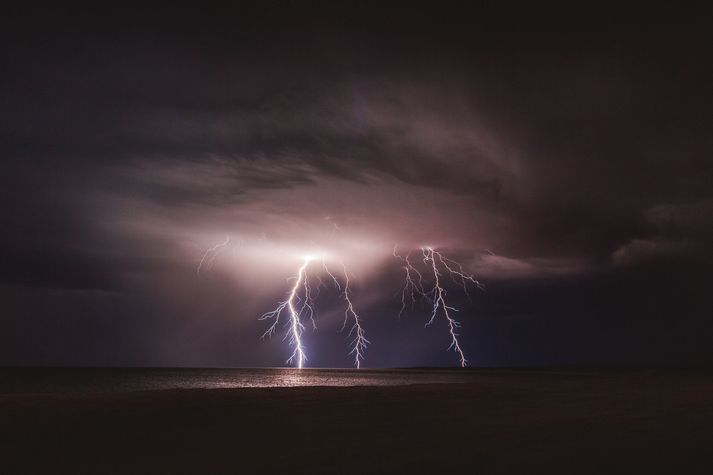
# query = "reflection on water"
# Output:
<box><xmin>0</xmin><ymin>367</ymin><xmax>471</xmax><ymax>394</ymax></box>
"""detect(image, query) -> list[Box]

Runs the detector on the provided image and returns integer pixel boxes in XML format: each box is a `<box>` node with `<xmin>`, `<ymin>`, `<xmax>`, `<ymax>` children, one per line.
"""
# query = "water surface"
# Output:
<box><xmin>0</xmin><ymin>367</ymin><xmax>472</xmax><ymax>394</ymax></box>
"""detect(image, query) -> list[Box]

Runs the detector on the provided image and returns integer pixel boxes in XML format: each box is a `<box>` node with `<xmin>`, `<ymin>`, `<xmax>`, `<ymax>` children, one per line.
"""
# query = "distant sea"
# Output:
<box><xmin>0</xmin><ymin>367</ymin><xmax>473</xmax><ymax>394</ymax></box>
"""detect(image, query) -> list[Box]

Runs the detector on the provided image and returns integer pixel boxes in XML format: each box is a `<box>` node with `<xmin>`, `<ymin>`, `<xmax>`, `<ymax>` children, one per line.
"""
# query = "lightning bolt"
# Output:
<box><xmin>422</xmin><ymin>247</ymin><xmax>467</xmax><ymax>367</ymax></box>
<box><xmin>394</xmin><ymin>245</ymin><xmax>483</xmax><ymax>367</ymax></box>
<box><xmin>259</xmin><ymin>257</ymin><xmax>312</xmax><ymax>368</ymax></box>
<box><xmin>338</xmin><ymin>262</ymin><xmax>369</xmax><ymax>369</ymax></box>
<box><xmin>393</xmin><ymin>245</ymin><xmax>429</xmax><ymax>318</ymax></box>
<box><xmin>196</xmin><ymin>236</ymin><xmax>231</xmax><ymax>276</ymax></box>
<box><xmin>321</xmin><ymin>258</ymin><xmax>342</xmax><ymax>291</ymax></box>
<box><xmin>433</xmin><ymin>250</ymin><xmax>485</xmax><ymax>301</ymax></box>
<box><xmin>260</xmin><ymin>256</ymin><xmax>368</xmax><ymax>369</ymax></box>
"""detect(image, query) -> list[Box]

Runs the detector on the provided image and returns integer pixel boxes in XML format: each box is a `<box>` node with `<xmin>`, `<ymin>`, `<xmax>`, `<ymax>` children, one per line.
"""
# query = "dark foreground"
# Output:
<box><xmin>2</xmin><ymin>370</ymin><xmax>712</xmax><ymax>474</ymax></box>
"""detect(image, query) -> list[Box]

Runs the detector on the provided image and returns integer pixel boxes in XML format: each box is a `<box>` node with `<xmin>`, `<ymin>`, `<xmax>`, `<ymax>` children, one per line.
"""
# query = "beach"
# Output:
<box><xmin>2</xmin><ymin>370</ymin><xmax>712</xmax><ymax>474</ymax></box>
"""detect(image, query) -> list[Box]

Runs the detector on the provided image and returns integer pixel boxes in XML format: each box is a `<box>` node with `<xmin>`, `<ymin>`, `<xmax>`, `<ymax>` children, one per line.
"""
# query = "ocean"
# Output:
<box><xmin>0</xmin><ymin>367</ymin><xmax>473</xmax><ymax>394</ymax></box>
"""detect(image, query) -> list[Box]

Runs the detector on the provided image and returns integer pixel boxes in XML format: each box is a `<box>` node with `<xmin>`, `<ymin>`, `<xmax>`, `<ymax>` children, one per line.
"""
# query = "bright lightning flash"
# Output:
<box><xmin>259</xmin><ymin>255</ymin><xmax>368</xmax><ymax>369</ymax></box>
<box><xmin>339</xmin><ymin>262</ymin><xmax>370</xmax><ymax>368</ymax></box>
<box><xmin>395</xmin><ymin>245</ymin><xmax>483</xmax><ymax>367</ymax></box>
<box><xmin>259</xmin><ymin>257</ymin><xmax>312</xmax><ymax>368</ymax></box>
<box><xmin>393</xmin><ymin>245</ymin><xmax>429</xmax><ymax>318</ymax></box>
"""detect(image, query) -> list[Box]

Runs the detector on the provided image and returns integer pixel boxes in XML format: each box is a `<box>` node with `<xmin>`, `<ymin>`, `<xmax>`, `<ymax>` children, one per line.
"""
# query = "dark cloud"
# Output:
<box><xmin>1</xmin><ymin>4</ymin><xmax>712</xmax><ymax>366</ymax></box>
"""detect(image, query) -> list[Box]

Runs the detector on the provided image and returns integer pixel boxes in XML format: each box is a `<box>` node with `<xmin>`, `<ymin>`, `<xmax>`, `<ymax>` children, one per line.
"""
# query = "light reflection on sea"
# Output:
<box><xmin>0</xmin><ymin>367</ymin><xmax>471</xmax><ymax>394</ymax></box>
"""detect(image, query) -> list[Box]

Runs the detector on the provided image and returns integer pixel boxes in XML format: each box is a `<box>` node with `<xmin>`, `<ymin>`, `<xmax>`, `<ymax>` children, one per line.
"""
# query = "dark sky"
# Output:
<box><xmin>2</xmin><ymin>3</ymin><xmax>712</xmax><ymax>367</ymax></box>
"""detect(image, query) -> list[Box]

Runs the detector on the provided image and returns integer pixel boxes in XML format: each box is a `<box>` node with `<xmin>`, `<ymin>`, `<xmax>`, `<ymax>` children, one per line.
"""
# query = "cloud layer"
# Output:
<box><xmin>2</xmin><ymin>6</ymin><xmax>712</xmax><ymax>366</ymax></box>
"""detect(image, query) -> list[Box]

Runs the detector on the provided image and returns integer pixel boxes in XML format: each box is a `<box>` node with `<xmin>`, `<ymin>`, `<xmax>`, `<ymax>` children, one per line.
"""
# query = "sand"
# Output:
<box><xmin>2</xmin><ymin>370</ymin><xmax>712</xmax><ymax>474</ymax></box>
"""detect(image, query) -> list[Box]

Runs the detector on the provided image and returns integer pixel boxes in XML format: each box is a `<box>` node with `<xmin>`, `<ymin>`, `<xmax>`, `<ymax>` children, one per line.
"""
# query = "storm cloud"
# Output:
<box><xmin>2</xmin><ymin>4</ymin><xmax>712</xmax><ymax>367</ymax></box>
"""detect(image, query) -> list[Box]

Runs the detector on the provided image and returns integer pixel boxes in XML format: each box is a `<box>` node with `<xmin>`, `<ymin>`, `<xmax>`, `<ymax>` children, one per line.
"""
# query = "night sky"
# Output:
<box><xmin>2</xmin><ymin>4</ymin><xmax>712</xmax><ymax>368</ymax></box>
